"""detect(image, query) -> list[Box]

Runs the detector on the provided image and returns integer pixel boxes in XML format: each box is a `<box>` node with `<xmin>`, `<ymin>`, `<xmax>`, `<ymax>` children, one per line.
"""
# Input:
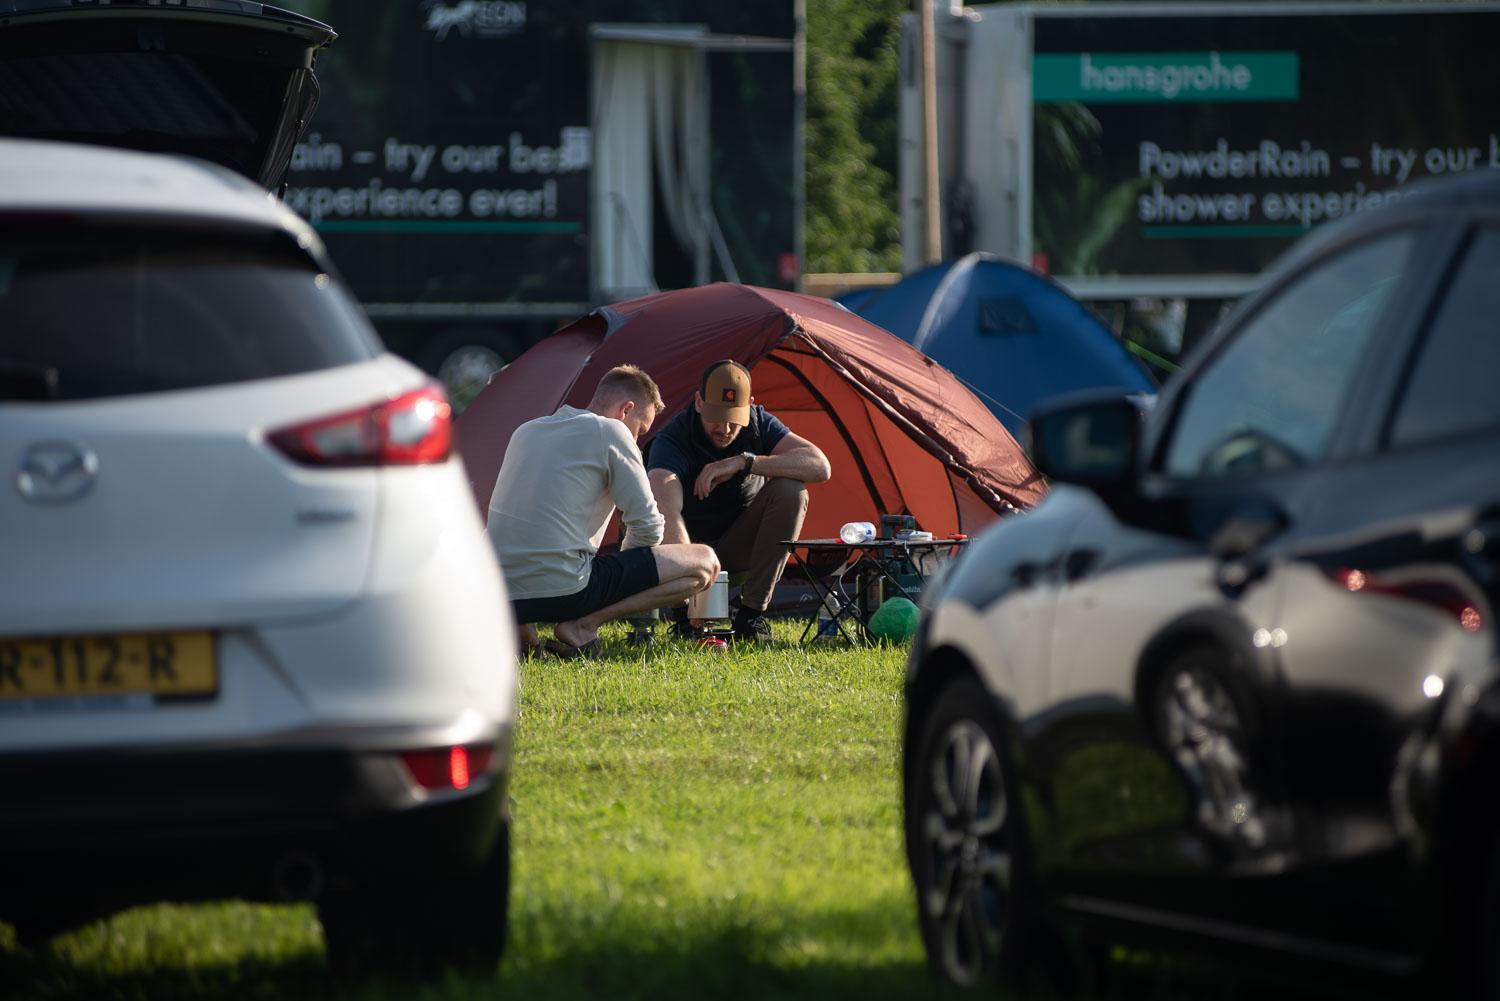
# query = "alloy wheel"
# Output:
<box><xmin>921</xmin><ymin>718</ymin><xmax>1013</xmax><ymax>985</ymax></box>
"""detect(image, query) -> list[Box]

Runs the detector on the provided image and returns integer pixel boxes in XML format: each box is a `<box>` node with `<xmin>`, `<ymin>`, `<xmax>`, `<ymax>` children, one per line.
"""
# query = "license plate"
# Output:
<box><xmin>0</xmin><ymin>632</ymin><xmax>216</xmax><ymax>702</ymax></box>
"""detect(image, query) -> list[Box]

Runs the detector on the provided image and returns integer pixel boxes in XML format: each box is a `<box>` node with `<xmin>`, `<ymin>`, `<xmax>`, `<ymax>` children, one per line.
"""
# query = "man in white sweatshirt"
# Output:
<box><xmin>487</xmin><ymin>365</ymin><xmax>720</xmax><ymax>655</ymax></box>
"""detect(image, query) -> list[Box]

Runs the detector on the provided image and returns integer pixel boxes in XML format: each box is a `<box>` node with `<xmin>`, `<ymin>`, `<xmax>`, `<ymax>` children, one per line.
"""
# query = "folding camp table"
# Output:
<box><xmin>781</xmin><ymin>536</ymin><xmax>968</xmax><ymax>645</ymax></box>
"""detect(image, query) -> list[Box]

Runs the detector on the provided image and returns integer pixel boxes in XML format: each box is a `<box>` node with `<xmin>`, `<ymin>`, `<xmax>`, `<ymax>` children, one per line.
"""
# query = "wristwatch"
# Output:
<box><xmin>740</xmin><ymin>451</ymin><xmax>756</xmax><ymax>474</ymax></box>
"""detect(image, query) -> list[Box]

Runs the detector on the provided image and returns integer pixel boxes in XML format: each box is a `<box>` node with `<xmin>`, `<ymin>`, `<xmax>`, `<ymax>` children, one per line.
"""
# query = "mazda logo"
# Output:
<box><xmin>16</xmin><ymin>441</ymin><xmax>99</xmax><ymax>504</ymax></box>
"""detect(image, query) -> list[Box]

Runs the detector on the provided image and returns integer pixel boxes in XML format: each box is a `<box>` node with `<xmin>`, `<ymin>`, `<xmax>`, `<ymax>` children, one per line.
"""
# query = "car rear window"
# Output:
<box><xmin>0</xmin><ymin>226</ymin><xmax>381</xmax><ymax>401</ymax></box>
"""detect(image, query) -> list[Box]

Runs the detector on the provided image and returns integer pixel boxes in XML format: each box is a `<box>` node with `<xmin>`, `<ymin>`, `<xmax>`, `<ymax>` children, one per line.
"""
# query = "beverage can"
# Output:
<box><xmin>698</xmin><ymin>636</ymin><xmax>728</xmax><ymax>653</ymax></box>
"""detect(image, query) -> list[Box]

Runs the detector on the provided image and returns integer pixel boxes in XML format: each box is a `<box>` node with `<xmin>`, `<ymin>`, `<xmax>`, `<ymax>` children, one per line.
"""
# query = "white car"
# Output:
<box><xmin>0</xmin><ymin>2</ymin><xmax>516</xmax><ymax>974</ymax></box>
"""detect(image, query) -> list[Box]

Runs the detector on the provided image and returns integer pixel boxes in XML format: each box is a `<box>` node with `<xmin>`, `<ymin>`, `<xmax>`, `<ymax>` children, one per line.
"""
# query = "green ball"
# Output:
<box><xmin>868</xmin><ymin>595</ymin><xmax>922</xmax><ymax>642</ymax></box>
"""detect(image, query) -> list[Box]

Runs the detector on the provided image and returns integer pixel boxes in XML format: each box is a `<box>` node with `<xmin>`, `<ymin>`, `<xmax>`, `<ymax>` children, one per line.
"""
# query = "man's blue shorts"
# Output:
<box><xmin>510</xmin><ymin>548</ymin><xmax>661</xmax><ymax>625</ymax></box>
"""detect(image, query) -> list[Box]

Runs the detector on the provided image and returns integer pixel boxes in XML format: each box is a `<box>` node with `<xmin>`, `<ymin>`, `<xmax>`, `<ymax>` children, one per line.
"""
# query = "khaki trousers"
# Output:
<box><xmin>706</xmin><ymin>477</ymin><xmax>809</xmax><ymax>612</ymax></box>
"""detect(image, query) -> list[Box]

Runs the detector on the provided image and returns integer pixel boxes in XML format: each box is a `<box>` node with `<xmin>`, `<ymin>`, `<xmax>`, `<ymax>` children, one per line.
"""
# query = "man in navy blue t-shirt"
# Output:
<box><xmin>647</xmin><ymin>359</ymin><xmax>831</xmax><ymax>642</ymax></box>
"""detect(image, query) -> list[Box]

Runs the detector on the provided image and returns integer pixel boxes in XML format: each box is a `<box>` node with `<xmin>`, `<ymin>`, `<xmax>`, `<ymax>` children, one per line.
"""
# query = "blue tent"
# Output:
<box><xmin>840</xmin><ymin>253</ymin><xmax>1155</xmax><ymax>436</ymax></box>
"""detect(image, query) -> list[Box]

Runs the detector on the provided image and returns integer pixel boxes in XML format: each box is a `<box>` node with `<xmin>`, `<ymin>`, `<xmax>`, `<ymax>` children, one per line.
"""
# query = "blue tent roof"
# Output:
<box><xmin>839</xmin><ymin>254</ymin><xmax>1155</xmax><ymax>436</ymax></box>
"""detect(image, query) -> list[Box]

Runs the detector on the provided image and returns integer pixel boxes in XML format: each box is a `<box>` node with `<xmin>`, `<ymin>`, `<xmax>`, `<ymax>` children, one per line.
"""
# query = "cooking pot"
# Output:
<box><xmin>687</xmin><ymin>571</ymin><xmax>730</xmax><ymax>620</ymax></box>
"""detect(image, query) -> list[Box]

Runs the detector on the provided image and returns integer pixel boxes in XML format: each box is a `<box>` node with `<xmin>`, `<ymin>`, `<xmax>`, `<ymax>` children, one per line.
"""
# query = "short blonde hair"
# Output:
<box><xmin>594</xmin><ymin>364</ymin><xmax>664</xmax><ymax>412</ymax></box>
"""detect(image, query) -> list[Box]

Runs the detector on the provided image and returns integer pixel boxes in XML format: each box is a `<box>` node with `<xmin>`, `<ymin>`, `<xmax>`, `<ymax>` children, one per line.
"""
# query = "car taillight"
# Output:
<box><xmin>268</xmin><ymin>386</ymin><xmax>452</xmax><ymax>466</ymax></box>
<box><xmin>399</xmin><ymin>744</ymin><xmax>496</xmax><ymax>791</ymax></box>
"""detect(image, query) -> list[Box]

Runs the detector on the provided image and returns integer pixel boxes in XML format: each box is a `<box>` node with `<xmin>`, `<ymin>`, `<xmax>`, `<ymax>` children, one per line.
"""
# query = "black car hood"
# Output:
<box><xmin>0</xmin><ymin>1</ymin><xmax>334</xmax><ymax>189</ymax></box>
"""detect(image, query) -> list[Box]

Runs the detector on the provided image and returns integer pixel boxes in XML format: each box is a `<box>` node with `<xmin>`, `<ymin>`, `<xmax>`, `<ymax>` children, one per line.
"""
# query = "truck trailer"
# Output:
<box><xmin>903</xmin><ymin>1</ymin><xmax>1500</xmax><ymax>357</ymax></box>
<box><xmin>279</xmin><ymin>0</ymin><xmax>801</xmax><ymax>406</ymax></box>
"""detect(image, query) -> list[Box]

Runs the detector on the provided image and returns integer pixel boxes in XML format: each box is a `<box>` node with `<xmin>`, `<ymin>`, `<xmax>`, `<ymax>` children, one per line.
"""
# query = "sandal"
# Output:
<box><xmin>543</xmin><ymin>637</ymin><xmax>603</xmax><ymax>660</ymax></box>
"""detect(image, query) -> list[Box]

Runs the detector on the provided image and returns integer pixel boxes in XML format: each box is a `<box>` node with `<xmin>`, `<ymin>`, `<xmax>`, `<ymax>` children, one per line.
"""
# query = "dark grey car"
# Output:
<box><xmin>903</xmin><ymin>168</ymin><xmax>1500</xmax><ymax>997</ymax></box>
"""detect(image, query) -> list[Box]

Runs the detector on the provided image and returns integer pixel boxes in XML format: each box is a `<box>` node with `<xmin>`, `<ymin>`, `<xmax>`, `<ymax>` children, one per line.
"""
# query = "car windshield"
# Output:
<box><xmin>0</xmin><ymin>226</ymin><xmax>380</xmax><ymax>401</ymax></box>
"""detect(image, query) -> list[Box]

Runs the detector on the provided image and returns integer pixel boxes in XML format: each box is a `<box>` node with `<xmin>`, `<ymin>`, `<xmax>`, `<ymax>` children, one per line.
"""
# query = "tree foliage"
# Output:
<box><xmin>805</xmin><ymin>0</ymin><xmax>906</xmax><ymax>273</ymax></box>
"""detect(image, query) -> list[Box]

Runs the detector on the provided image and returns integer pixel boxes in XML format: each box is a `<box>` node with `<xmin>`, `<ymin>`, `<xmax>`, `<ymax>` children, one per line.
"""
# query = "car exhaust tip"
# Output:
<box><xmin>270</xmin><ymin>850</ymin><xmax>325</xmax><ymax>902</ymax></box>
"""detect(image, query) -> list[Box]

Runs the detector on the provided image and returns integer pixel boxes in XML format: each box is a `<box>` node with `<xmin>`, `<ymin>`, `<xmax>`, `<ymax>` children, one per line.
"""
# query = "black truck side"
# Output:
<box><xmin>281</xmin><ymin>0</ymin><xmax>801</xmax><ymax>406</ymax></box>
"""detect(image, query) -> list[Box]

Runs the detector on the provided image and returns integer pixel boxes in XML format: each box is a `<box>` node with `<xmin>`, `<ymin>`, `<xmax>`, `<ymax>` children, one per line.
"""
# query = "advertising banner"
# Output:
<box><xmin>1031</xmin><ymin>9</ymin><xmax>1500</xmax><ymax>279</ymax></box>
<box><xmin>279</xmin><ymin>1</ymin><xmax>794</xmax><ymax>306</ymax></box>
<box><xmin>279</xmin><ymin>2</ymin><xmax>592</xmax><ymax>304</ymax></box>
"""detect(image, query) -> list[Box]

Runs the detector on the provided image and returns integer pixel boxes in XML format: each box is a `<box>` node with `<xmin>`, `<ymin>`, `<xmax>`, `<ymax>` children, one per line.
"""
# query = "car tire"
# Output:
<box><xmin>319</xmin><ymin>820</ymin><xmax>510</xmax><ymax>976</ymax></box>
<box><xmin>1471</xmin><ymin>839</ymin><xmax>1500</xmax><ymax>1000</ymax></box>
<box><xmin>906</xmin><ymin>673</ymin><xmax>1042</xmax><ymax>987</ymax></box>
<box><xmin>419</xmin><ymin>330</ymin><xmax>521</xmax><ymax>412</ymax></box>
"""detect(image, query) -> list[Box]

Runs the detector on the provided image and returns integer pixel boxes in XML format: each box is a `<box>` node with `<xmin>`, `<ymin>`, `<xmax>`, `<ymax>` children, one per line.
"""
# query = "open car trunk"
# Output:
<box><xmin>0</xmin><ymin>1</ymin><xmax>334</xmax><ymax>189</ymax></box>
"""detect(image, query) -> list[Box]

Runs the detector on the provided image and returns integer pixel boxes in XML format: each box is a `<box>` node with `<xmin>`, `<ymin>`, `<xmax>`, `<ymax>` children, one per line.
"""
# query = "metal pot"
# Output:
<box><xmin>687</xmin><ymin>571</ymin><xmax>730</xmax><ymax>620</ymax></box>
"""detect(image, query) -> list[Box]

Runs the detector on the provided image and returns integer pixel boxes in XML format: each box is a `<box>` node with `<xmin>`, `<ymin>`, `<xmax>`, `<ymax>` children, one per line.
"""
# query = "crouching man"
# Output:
<box><xmin>487</xmin><ymin>365</ymin><xmax>720</xmax><ymax>656</ymax></box>
<box><xmin>647</xmin><ymin>360</ymin><xmax>831</xmax><ymax>643</ymax></box>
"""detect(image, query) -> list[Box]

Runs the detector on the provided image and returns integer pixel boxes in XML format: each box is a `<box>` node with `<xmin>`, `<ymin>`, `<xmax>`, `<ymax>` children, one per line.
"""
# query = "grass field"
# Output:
<box><xmin>1</xmin><ymin>624</ymin><xmax>974</xmax><ymax>1001</ymax></box>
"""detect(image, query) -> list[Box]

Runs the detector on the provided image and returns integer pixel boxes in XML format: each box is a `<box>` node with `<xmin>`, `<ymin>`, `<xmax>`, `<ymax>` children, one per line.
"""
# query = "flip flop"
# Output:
<box><xmin>543</xmin><ymin>637</ymin><xmax>603</xmax><ymax>660</ymax></box>
<box><xmin>518</xmin><ymin>639</ymin><xmax>546</xmax><ymax>659</ymax></box>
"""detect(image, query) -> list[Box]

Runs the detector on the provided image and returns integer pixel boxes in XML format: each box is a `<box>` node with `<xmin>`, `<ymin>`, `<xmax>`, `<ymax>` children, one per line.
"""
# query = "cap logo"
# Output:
<box><xmin>722</xmin><ymin>388</ymin><xmax>737</xmax><ymax>403</ymax></box>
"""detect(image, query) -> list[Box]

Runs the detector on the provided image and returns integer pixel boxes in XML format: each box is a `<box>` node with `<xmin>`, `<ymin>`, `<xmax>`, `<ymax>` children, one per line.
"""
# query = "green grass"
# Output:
<box><xmin>1</xmin><ymin>623</ymin><xmax>970</xmax><ymax>1001</ymax></box>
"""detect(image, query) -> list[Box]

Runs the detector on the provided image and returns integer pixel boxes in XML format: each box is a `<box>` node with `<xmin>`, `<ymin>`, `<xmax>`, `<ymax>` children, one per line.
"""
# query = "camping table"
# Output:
<box><xmin>781</xmin><ymin>537</ymin><xmax>969</xmax><ymax>645</ymax></box>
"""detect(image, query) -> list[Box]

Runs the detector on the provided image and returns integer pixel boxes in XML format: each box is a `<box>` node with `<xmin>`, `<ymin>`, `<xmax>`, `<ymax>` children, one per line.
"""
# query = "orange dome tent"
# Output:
<box><xmin>456</xmin><ymin>283</ymin><xmax>1046</xmax><ymax>542</ymax></box>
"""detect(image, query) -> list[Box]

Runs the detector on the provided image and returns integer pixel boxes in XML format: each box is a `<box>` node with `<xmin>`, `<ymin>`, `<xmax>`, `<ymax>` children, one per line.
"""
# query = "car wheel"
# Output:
<box><xmin>1470</xmin><ymin>840</ymin><xmax>1500</xmax><ymax>1000</ymax></box>
<box><xmin>420</xmin><ymin>330</ymin><xmax>521</xmax><ymax>413</ymax></box>
<box><xmin>319</xmin><ymin>821</ymin><xmax>510</xmax><ymax>976</ymax></box>
<box><xmin>1150</xmin><ymin>647</ymin><xmax>1266</xmax><ymax>851</ymax></box>
<box><xmin>907</xmin><ymin>674</ymin><xmax>1030</xmax><ymax>987</ymax></box>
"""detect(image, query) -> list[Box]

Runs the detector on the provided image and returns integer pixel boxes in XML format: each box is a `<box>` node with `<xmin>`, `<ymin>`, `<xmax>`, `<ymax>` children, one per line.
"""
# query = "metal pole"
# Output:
<box><xmin>794</xmin><ymin>0</ymin><xmax>807</xmax><ymax>291</ymax></box>
<box><xmin>919</xmin><ymin>0</ymin><xmax>942</xmax><ymax>265</ymax></box>
<box><xmin>695</xmin><ymin>45</ymin><xmax>712</xmax><ymax>287</ymax></box>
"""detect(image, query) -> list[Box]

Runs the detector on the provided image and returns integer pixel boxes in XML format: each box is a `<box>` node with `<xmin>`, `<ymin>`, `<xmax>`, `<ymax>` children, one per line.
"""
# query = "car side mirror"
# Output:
<box><xmin>1026</xmin><ymin>391</ymin><xmax>1146</xmax><ymax>496</ymax></box>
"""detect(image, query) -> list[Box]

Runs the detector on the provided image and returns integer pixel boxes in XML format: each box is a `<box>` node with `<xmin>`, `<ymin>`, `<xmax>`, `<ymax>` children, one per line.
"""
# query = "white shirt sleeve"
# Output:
<box><xmin>602</xmin><ymin>420</ymin><xmax>665</xmax><ymax>549</ymax></box>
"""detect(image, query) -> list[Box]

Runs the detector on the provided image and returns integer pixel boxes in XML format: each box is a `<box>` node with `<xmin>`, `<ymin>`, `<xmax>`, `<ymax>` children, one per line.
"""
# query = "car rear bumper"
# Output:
<box><xmin>0</xmin><ymin>724</ymin><xmax>511</xmax><ymax>920</ymax></box>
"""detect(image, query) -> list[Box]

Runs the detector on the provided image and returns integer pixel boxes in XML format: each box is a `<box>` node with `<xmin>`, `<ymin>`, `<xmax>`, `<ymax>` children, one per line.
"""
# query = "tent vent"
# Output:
<box><xmin>978</xmin><ymin>297</ymin><xmax>1037</xmax><ymax>336</ymax></box>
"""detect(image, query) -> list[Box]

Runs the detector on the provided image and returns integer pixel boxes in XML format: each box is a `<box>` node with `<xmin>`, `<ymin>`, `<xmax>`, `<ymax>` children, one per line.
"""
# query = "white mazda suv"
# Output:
<box><xmin>0</xmin><ymin>2</ymin><xmax>517</xmax><ymax>974</ymax></box>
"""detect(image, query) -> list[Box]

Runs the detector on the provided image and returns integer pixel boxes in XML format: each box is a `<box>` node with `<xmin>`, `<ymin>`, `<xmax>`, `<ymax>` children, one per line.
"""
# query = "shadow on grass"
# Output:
<box><xmin>0</xmin><ymin>907</ymin><xmax>965</xmax><ymax>1001</ymax></box>
<box><xmin>501</xmin><ymin>920</ymin><xmax>950</xmax><ymax>1001</ymax></box>
<box><xmin>2</xmin><ymin>912</ymin><xmax>1408</xmax><ymax>1001</ymax></box>
<box><xmin>0</xmin><ymin>912</ymin><xmax>1407</xmax><ymax>1001</ymax></box>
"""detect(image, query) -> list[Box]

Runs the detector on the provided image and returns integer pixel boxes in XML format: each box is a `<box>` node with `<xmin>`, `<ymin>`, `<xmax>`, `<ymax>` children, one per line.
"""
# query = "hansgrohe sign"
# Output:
<box><xmin>1033</xmin><ymin>51</ymin><xmax>1300</xmax><ymax>103</ymax></box>
<box><xmin>1021</xmin><ymin>7</ymin><xmax>1500</xmax><ymax>281</ymax></box>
